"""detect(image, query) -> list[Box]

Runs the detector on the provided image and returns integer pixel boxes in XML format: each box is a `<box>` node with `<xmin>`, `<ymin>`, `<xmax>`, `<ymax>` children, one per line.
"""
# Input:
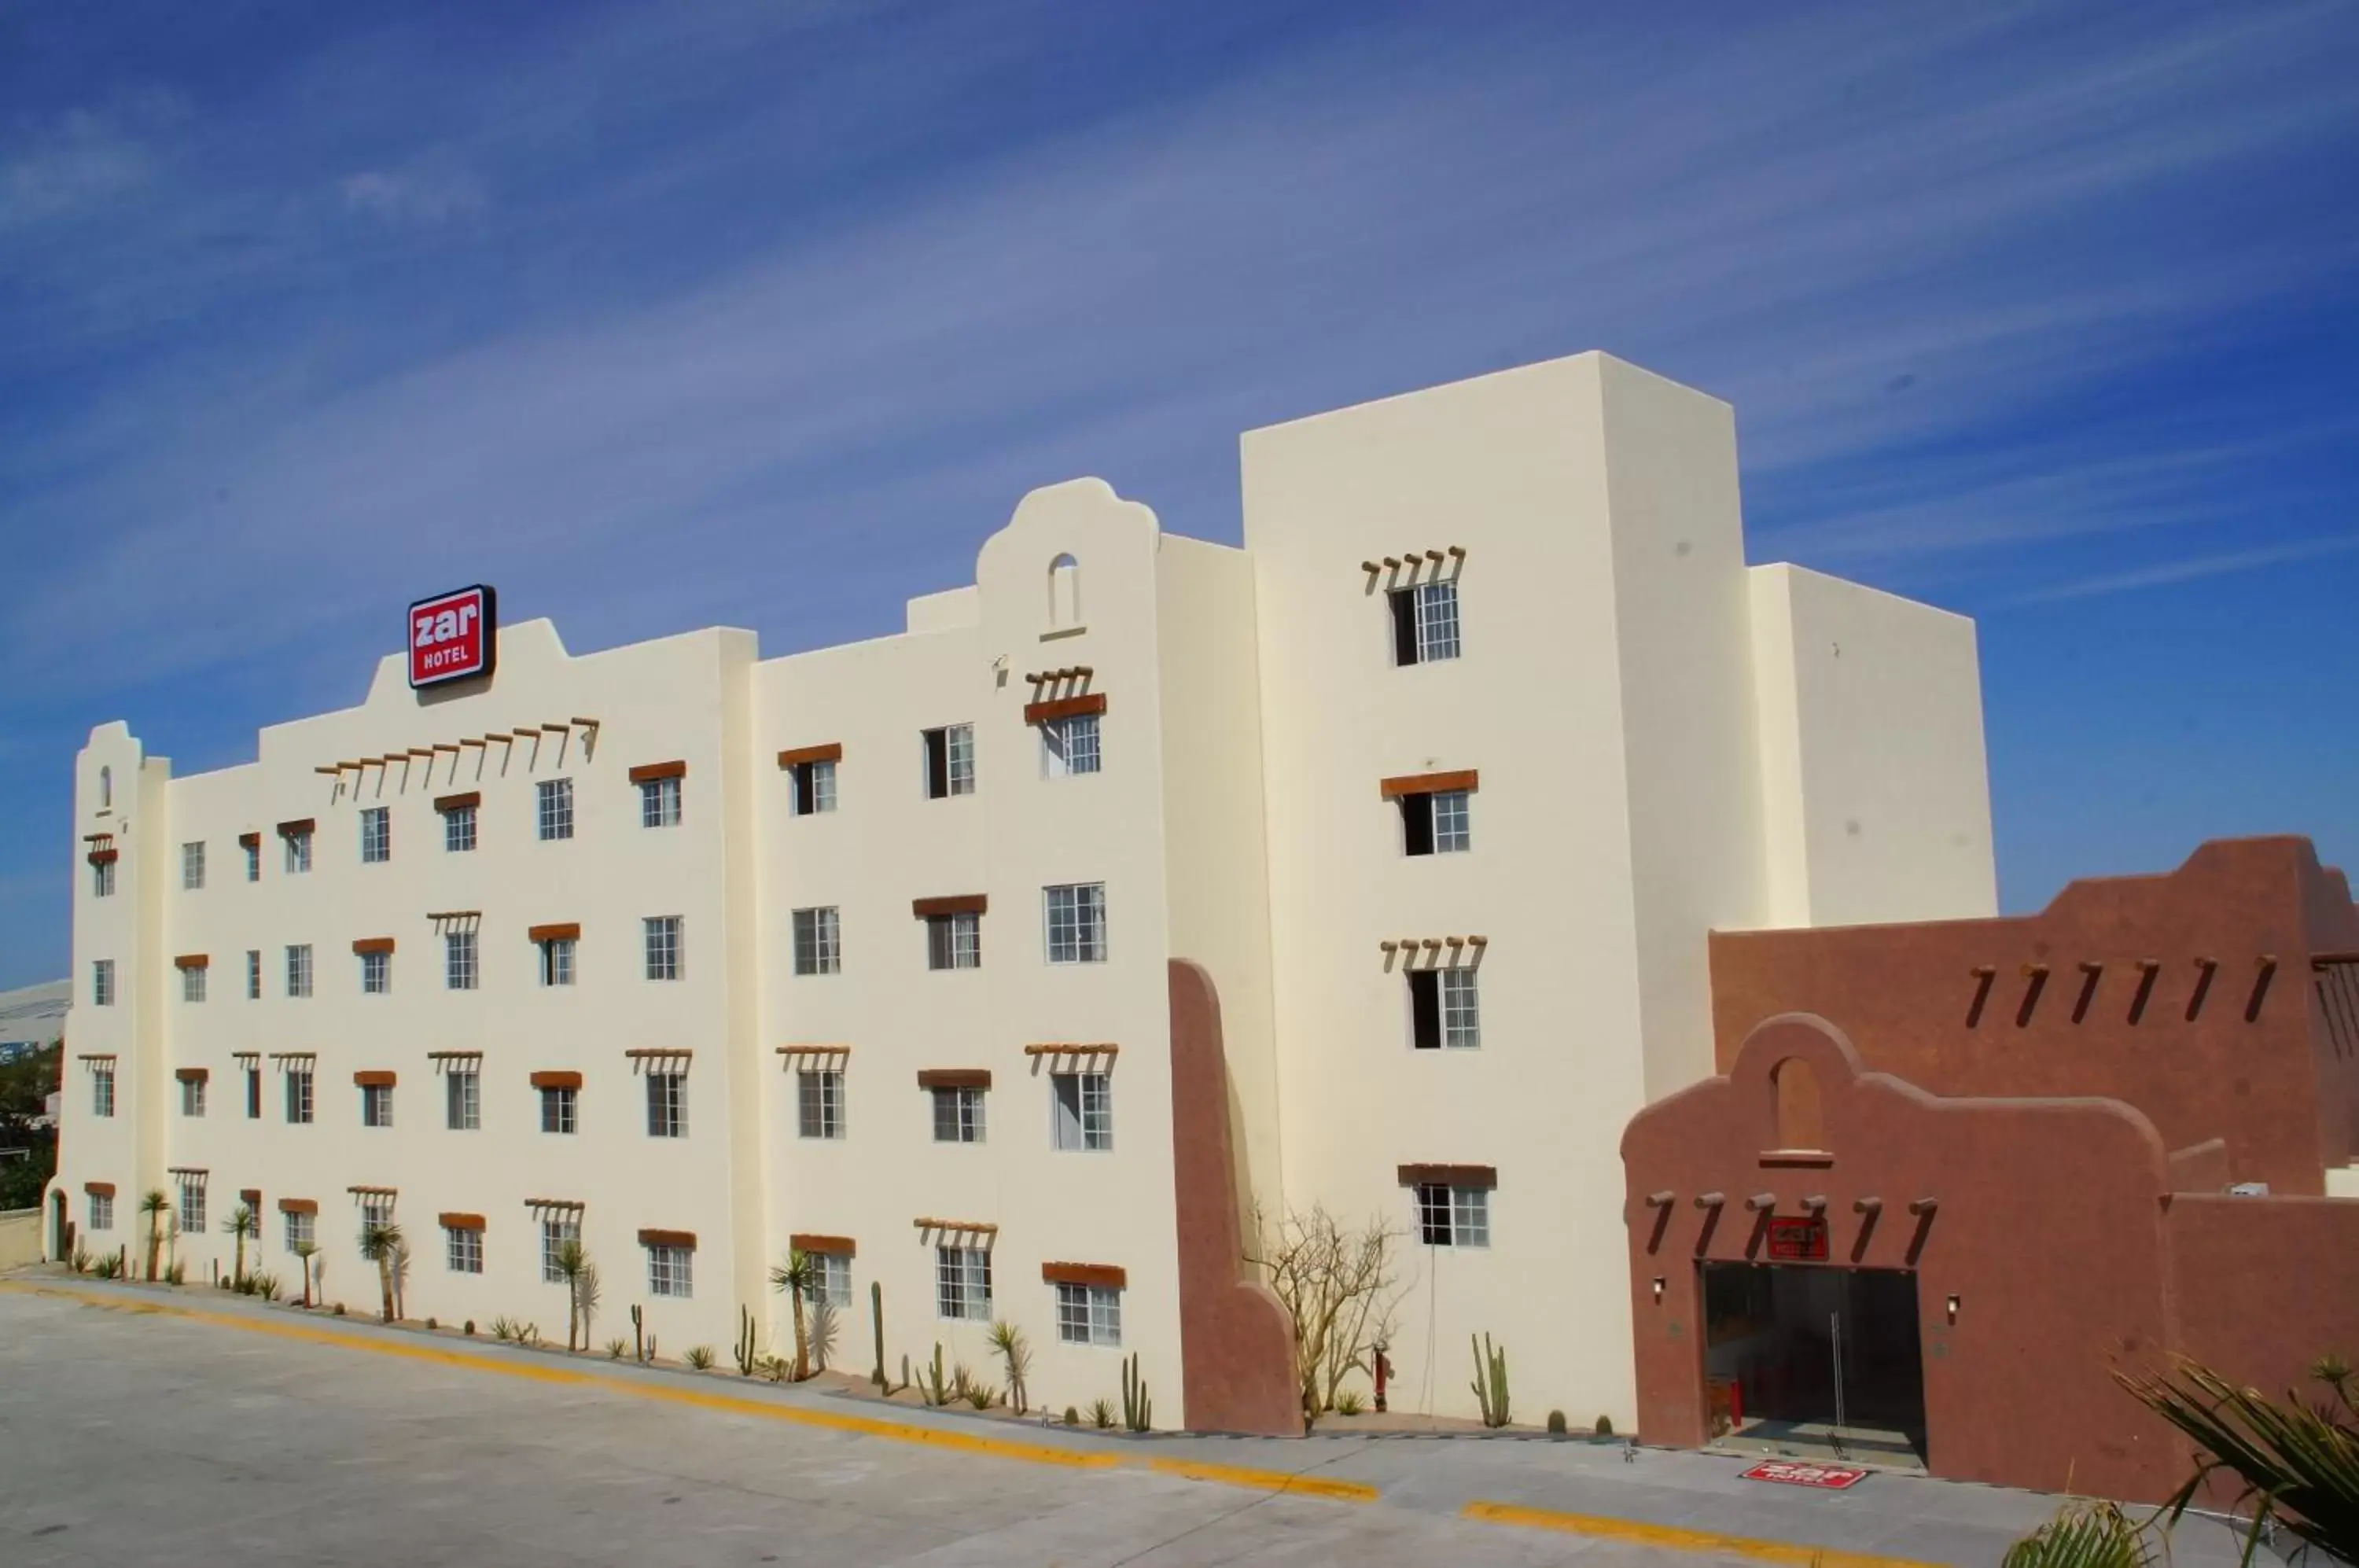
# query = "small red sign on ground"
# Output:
<box><xmin>1739</xmin><ymin>1459</ymin><xmax>1869</xmax><ymax>1490</ymax></box>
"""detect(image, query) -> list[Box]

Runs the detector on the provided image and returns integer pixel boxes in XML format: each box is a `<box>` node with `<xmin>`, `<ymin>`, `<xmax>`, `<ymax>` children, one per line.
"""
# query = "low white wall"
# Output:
<box><xmin>0</xmin><ymin>1208</ymin><xmax>43</xmax><ymax>1271</ymax></box>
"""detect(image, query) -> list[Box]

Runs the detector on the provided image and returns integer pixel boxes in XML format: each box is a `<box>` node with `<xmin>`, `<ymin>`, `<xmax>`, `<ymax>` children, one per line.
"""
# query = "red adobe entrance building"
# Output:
<box><xmin>1623</xmin><ymin>837</ymin><xmax>2359</xmax><ymax>1500</ymax></box>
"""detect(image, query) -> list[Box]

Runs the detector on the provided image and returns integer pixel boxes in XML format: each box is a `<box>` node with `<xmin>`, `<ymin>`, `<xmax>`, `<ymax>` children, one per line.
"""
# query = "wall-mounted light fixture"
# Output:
<box><xmin>1946</xmin><ymin>1294</ymin><xmax>1960</xmax><ymax>1325</ymax></box>
<box><xmin>1652</xmin><ymin>1276</ymin><xmax>1665</xmax><ymax>1304</ymax></box>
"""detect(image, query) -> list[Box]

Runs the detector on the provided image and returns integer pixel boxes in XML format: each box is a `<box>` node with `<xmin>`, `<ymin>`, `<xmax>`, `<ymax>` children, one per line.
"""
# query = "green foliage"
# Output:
<box><xmin>756</xmin><ymin>1352</ymin><xmax>793</xmax><ymax>1382</ymax></box>
<box><xmin>0</xmin><ymin>1043</ymin><xmax>60</xmax><ymax>1209</ymax></box>
<box><xmin>1333</xmin><ymin>1388</ymin><xmax>1367</xmax><ymax>1416</ymax></box>
<box><xmin>2118</xmin><ymin>1354</ymin><xmax>2359</xmax><ymax>1565</ymax></box>
<box><xmin>463</xmin><ymin>1320</ymin><xmax>476</xmax><ymax>1336</ymax></box>
<box><xmin>490</xmin><ymin>1315</ymin><xmax>524</xmax><ymax>1342</ymax></box>
<box><xmin>164</xmin><ymin>1260</ymin><xmax>185</xmax><ymax>1286</ymax></box>
<box><xmin>423</xmin><ymin>1315</ymin><xmax>436</xmax><ymax>1330</ymax></box>
<box><xmin>91</xmin><ymin>1252</ymin><xmax>122</xmax><ymax>1279</ymax></box>
<box><xmin>988</xmin><ymin>1320</ymin><xmax>1032</xmax><ymax>1415</ymax></box>
<box><xmin>69</xmin><ymin>1241</ymin><xmax>90</xmax><ymax>1273</ymax></box>
<box><xmin>606</xmin><ymin>1338</ymin><xmax>629</xmax><ymax>1360</ymax></box>
<box><xmin>1089</xmin><ymin>1398</ymin><xmax>1116</xmax><ymax>1430</ymax></box>
<box><xmin>769</xmin><ymin>1250</ymin><xmax>818</xmax><ymax>1380</ymax></box>
<box><xmin>808</xmin><ymin>1294</ymin><xmax>838</xmax><ymax>1373</ymax></box>
<box><xmin>964</xmin><ymin>1380</ymin><xmax>997</xmax><ymax>1410</ymax></box>
<box><xmin>2002</xmin><ymin>1500</ymin><xmax>2155</xmax><ymax>1568</ymax></box>
<box><xmin>1470</xmin><ymin>1334</ymin><xmax>1510</xmax><ymax>1428</ymax></box>
<box><xmin>736</xmin><ymin>1305</ymin><xmax>758</xmax><ymax>1375</ymax></box>
<box><xmin>1546</xmin><ymin>1410</ymin><xmax>1567</xmax><ymax>1435</ymax></box>
<box><xmin>1593</xmin><ymin>1413</ymin><xmax>1613</xmax><ymax>1437</ymax></box>
<box><xmin>631</xmin><ymin>1303</ymin><xmax>645</xmax><ymax>1360</ymax></box>
<box><xmin>1122</xmin><ymin>1353</ymin><xmax>1153</xmax><ymax>1432</ymax></box>
<box><xmin>684</xmin><ymin>1345</ymin><xmax>716</xmax><ymax>1370</ymax></box>
<box><xmin>1064</xmin><ymin>1406</ymin><xmax>1080</xmax><ymax>1426</ymax></box>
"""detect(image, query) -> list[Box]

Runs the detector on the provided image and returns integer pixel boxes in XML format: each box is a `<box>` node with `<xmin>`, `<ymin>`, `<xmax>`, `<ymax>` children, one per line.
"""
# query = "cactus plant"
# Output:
<box><xmin>1470</xmin><ymin>1334</ymin><xmax>1510</xmax><ymax>1429</ymax></box>
<box><xmin>631</xmin><ymin>1303</ymin><xmax>644</xmax><ymax>1362</ymax></box>
<box><xmin>735</xmin><ymin>1305</ymin><xmax>758</xmax><ymax>1376</ymax></box>
<box><xmin>918</xmin><ymin>1343</ymin><xmax>952</xmax><ymax>1407</ymax></box>
<box><xmin>1547</xmin><ymin>1410</ymin><xmax>1568</xmax><ymax>1436</ymax></box>
<box><xmin>1121</xmin><ymin>1353</ymin><xmax>1153</xmax><ymax>1432</ymax></box>
<box><xmin>870</xmin><ymin>1282</ymin><xmax>887</xmax><ymax>1387</ymax></box>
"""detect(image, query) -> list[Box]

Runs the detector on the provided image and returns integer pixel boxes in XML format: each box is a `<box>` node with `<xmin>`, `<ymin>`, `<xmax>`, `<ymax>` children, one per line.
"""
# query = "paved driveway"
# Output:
<box><xmin>0</xmin><ymin>1278</ymin><xmax>2252</xmax><ymax>1566</ymax></box>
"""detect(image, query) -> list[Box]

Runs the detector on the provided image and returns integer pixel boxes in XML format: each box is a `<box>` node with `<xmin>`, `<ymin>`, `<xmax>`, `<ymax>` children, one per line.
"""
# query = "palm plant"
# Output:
<box><xmin>768</xmin><ymin>1250</ymin><xmax>817</xmax><ymax>1381</ymax></box>
<box><xmin>2122</xmin><ymin>1354</ymin><xmax>2359</xmax><ymax>1566</ymax></box>
<box><xmin>358</xmin><ymin>1220</ymin><xmax>403</xmax><ymax>1322</ymax></box>
<box><xmin>138</xmin><ymin>1189</ymin><xmax>169</xmax><ymax>1282</ymax></box>
<box><xmin>293</xmin><ymin>1240</ymin><xmax>319</xmax><ymax>1307</ymax></box>
<box><xmin>552</xmin><ymin>1239</ymin><xmax>595</xmax><ymax>1351</ymax></box>
<box><xmin>2001</xmin><ymin>1500</ymin><xmax>2154</xmax><ymax>1568</ymax></box>
<box><xmin>988</xmin><ymin>1320</ymin><xmax>1032</xmax><ymax>1416</ymax></box>
<box><xmin>223</xmin><ymin>1203</ymin><xmax>258</xmax><ymax>1285</ymax></box>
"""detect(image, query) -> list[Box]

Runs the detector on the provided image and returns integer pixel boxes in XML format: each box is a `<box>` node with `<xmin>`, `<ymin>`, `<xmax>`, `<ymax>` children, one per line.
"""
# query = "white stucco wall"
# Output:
<box><xmin>1748</xmin><ymin>563</ymin><xmax>1998</xmax><ymax>927</ymax></box>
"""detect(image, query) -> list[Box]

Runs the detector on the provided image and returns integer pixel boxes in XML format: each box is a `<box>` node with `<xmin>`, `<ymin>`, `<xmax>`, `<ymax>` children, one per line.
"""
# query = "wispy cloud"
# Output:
<box><xmin>2009</xmin><ymin>535</ymin><xmax>2359</xmax><ymax>604</ymax></box>
<box><xmin>340</xmin><ymin>167</ymin><xmax>487</xmax><ymax>226</ymax></box>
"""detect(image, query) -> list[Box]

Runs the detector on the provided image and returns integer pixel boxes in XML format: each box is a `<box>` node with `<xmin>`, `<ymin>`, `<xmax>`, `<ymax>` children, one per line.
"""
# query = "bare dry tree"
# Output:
<box><xmin>1246</xmin><ymin>1203</ymin><xmax>1407</xmax><ymax>1417</ymax></box>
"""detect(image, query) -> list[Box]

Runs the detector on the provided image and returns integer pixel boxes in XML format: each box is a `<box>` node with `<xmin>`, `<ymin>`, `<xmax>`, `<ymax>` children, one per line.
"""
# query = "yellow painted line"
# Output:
<box><xmin>0</xmin><ymin>1280</ymin><xmax>1113</xmax><ymax>1471</ymax></box>
<box><xmin>1463</xmin><ymin>1500</ymin><xmax>1942</xmax><ymax>1568</ymax></box>
<box><xmin>1145</xmin><ymin>1456</ymin><xmax>1379</xmax><ymax>1502</ymax></box>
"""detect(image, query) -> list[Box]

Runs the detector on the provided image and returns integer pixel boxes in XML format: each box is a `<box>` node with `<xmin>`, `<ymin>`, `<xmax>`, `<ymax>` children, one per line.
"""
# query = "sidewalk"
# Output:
<box><xmin>2</xmin><ymin>1270</ymin><xmax>2258</xmax><ymax>1566</ymax></box>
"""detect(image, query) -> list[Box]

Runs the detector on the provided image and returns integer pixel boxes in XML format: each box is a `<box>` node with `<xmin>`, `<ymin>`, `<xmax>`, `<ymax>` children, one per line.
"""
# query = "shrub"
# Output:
<box><xmin>164</xmin><ymin>1261</ymin><xmax>186</xmax><ymax>1286</ymax></box>
<box><xmin>685</xmin><ymin>1345</ymin><xmax>717</xmax><ymax>1370</ymax></box>
<box><xmin>490</xmin><ymin>1316</ymin><xmax>522</xmax><ymax>1342</ymax></box>
<box><xmin>1063</xmin><ymin>1406</ymin><xmax>1080</xmax><ymax>1426</ymax></box>
<box><xmin>1594</xmin><ymin>1414</ymin><xmax>1614</xmax><ymax>1437</ymax></box>
<box><xmin>965</xmin><ymin>1382</ymin><xmax>996</xmax><ymax>1410</ymax></box>
<box><xmin>332</xmin><ymin>1303</ymin><xmax>346</xmax><ymax>1316</ymax></box>
<box><xmin>1334</xmin><ymin>1389</ymin><xmax>1366</xmax><ymax>1416</ymax></box>
<box><xmin>606</xmin><ymin>1338</ymin><xmax>629</xmax><ymax>1360</ymax></box>
<box><xmin>91</xmin><ymin>1253</ymin><xmax>122</xmax><ymax>1279</ymax></box>
<box><xmin>252</xmin><ymin>1272</ymin><xmax>281</xmax><ymax>1302</ymax></box>
<box><xmin>463</xmin><ymin>1320</ymin><xmax>477</xmax><ymax>1336</ymax></box>
<box><xmin>1089</xmin><ymin>1398</ymin><xmax>1116</xmax><ymax>1430</ymax></box>
<box><xmin>1546</xmin><ymin>1410</ymin><xmax>1567</xmax><ymax>1435</ymax></box>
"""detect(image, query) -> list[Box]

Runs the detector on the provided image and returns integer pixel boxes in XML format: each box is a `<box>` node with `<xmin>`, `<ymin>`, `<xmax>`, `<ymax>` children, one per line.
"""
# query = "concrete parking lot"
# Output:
<box><xmin>0</xmin><ymin>1276</ymin><xmax>2251</xmax><ymax>1566</ymax></box>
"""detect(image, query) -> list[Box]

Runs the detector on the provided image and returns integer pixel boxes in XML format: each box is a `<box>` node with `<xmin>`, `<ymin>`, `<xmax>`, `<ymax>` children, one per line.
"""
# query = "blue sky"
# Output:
<box><xmin>2</xmin><ymin>1</ymin><xmax>2356</xmax><ymax>988</ymax></box>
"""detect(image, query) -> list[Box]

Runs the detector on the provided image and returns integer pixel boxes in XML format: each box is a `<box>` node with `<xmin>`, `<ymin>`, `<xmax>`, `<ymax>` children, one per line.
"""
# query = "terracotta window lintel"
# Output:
<box><xmin>789</xmin><ymin>1233</ymin><xmax>857</xmax><ymax>1257</ymax></box>
<box><xmin>777</xmin><ymin>742</ymin><xmax>843</xmax><ymax>768</ymax></box>
<box><xmin>912</xmin><ymin>894</ymin><xmax>988</xmax><ymax>918</ymax></box>
<box><xmin>1396</xmin><ymin>1163</ymin><xmax>1497</xmax><ymax>1189</ymax></box>
<box><xmin>1023</xmin><ymin>692</ymin><xmax>1107</xmax><ymax>726</ymax></box>
<box><xmin>917</xmin><ymin>1069</ymin><xmax>992</xmax><ymax>1091</ymax></box>
<box><xmin>1041</xmin><ymin>1261</ymin><xmax>1127</xmax><ymax>1290</ymax></box>
<box><xmin>1378</xmin><ymin>769</ymin><xmax>1480</xmax><ymax>800</ymax></box>
<box><xmin>628</xmin><ymin>760</ymin><xmax>687</xmax><ymax>783</ymax></box>
<box><xmin>637</xmin><ymin>1228</ymin><xmax>696</xmax><ymax>1249</ymax></box>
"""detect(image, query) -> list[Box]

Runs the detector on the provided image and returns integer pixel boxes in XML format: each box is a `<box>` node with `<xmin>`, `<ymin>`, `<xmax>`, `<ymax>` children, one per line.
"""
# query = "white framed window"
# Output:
<box><xmin>1408</xmin><ymin>968</ymin><xmax>1480</xmax><ymax>1050</ymax></box>
<box><xmin>644</xmin><ymin>916</ymin><xmax>682</xmax><ymax>981</ymax></box>
<box><xmin>246</xmin><ymin>950</ymin><xmax>261</xmax><ymax>1000</ymax></box>
<box><xmin>182</xmin><ymin>964</ymin><xmax>206</xmax><ymax>1003</ymax></box>
<box><xmin>1400</xmin><ymin>788</ymin><xmax>1473</xmax><ymax>856</ymax></box>
<box><xmin>537</xmin><ymin>778</ymin><xmax>574</xmax><ymax>841</ymax></box>
<box><xmin>445</xmin><ymin>930</ymin><xmax>478</xmax><ymax>991</ymax></box>
<box><xmin>284</xmin><ymin>828</ymin><xmax>312</xmax><ymax>874</ymax></box>
<box><xmin>361</xmin><ymin>949</ymin><xmax>390</xmax><ymax>995</ymax></box>
<box><xmin>179</xmin><ymin>1076</ymin><xmax>205</xmax><ymax>1117</ymax></box>
<box><xmin>446</xmin><ymin>1225</ymin><xmax>483</xmax><ymax>1275</ymax></box>
<box><xmin>809</xmin><ymin>1250</ymin><xmax>853</xmax><ymax>1308</ymax></box>
<box><xmin>91</xmin><ymin>960</ymin><xmax>115</xmax><ymax>1007</ymax></box>
<box><xmin>360</xmin><ymin>807</ymin><xmax>391</xmax><ymax>864</ymax></box>
<box><xmin>1054</xmin><ymin>1283</ymin><xmax>1122</xmax><ymax>1347</ymax></box>
<box><xmin>361</xmin><ymin>1083</ymin><xmax>394</xmax><ymax>1128</ymax></box>
<box><xmin>1389</xmin><ymin>580</ymin><xmax>1461</xmax><ymax>665</ymax></box>
<box><xmin>539</xmin><ymin>1084</ymin><xmax>577</xmax><ymax>1134</ymax></box>
<box><xmin>182</xmin><ymin>841</ymin><xmax>206</xmax><ymax>889</ymax></box>
<box><xmin>244</xmin><ymin>839</ymin><xmax>261</xmax><ymax>882</ymax></box>
<box><xmin>88</xmin><ymin>1191</ymin><xmax>113</xmax><ymax>1231</ymax></box>
<box><xmin>1051</xmin><ymin>1072</ymin><xmax>1112</xmax><ymax>1152</ymax></box>
<box><xmin>1041</xmin><ymin>713</ymin><xmax>1101</xmax><ymax>778</ymax></box>
<box><xmin>645</xmin><ymin>1070</ymin><xmax>686</xmax><ymax>1138</ymax></box>
<box><xmin>789</xmin><ymin>758</ymin><xmax>837</xmax><ymax>816</ymax></box>
<box><xmin>791</xmin><ymin>907</ymin><xmax>840</xmax><ymax>976</ymax></box>
<box><xmin>444</xmin><ymin>803</ymin><xmax>477</xmax><ymax>853</ymax></box>
<box><xmin>539</xmin><ymin>1214</ymin><xmax>580</xmax><ymax>1282</ymax></box>
<box><xmin>92</xmin><ymin>857</ymin><xmax>116</xmax><ymax>897</ymax></box>
<box><xmin>176</xmin><ymin>1176</ymin><xmax>207</xmax><ymax>1235</ymax></box>
<box><xmin>648</xmin><ymin>1243</ymin><xmax>694</xmax><ymax>1298</ymax></box>
<box><xmin>935</xmin><ymin>1245</ymin><xmax>991</xmax><ymax>1320</ymax></box>
<box><xmin>285</xmin><ymin>1066</ymin><xmax>314</xmax><ymax>1124</ymax></box>
<box><xmin>283</xmin><ymin>1209</ymin><xmax>315</xmax><ymax>1253</ymax></box>
<box><xmin>91</xmin><ymin>1064</ymin><xmax>115</xmax><ymax>1117</ymax></box>
<box><xmin>639</xmin><ymin>775</ymin><xmax>682</xmax><ymax>828</ymax></box>
<box><xmin>447</xmin><ymin>1067</ymin><xmax>480</xmax><ymax>1131</ymax></box>
<box><xmin>286</xmin><ymin>944</ymin><xmax>313</xmax><ymax>999</ymax></box>
<box><xmin>922</xmin><ymin>724</ymin><xmax>975</xmax><ymax>800</ymax></box>
<box><xmin>539</xmin><ymin>938</ymin><xmax>576</xmax><ymax>987</ymax></box>
<box><xmin>925</xmin><ymin>912</ymin><xmax>981</xmax><ymax>971</ymax></box>
<box><xmin>931</xmin><ymin>1086</ymin><xmax>985</xmax><ymax>1143</ymax></box>
<box><xmin>1043</xmin><ymin>883</ymin><xmax>1107</xmax><ymax>964</ymax></box>
<box><xmin>797</xmin><ymin>1069</ymin><xmax>843</xmax><ymax>1139</ymax></box>
<box><xmin>1415</xmin><ymin>1183</ymin><xmax>1490</xmax><ymax>1248</ymax></box>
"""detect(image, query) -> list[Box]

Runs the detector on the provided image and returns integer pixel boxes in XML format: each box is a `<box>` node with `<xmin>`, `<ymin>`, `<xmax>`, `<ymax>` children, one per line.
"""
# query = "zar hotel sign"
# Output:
<box><xmin>408</xmin><ymin>585</ymin><xmax>497</xmax><ymax>690</ymax></box>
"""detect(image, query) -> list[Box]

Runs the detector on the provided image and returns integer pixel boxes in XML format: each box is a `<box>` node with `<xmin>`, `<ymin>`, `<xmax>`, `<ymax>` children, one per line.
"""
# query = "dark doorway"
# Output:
<box><xmin>1700</xmin><ymin>1262</ymin><xmax>1927</xmax><ymax>1466</ymax></box>
<box><xmin>50</xmin><ymin>1189</ymin><xmax>66</xmax><ymax>1261</ymax></box>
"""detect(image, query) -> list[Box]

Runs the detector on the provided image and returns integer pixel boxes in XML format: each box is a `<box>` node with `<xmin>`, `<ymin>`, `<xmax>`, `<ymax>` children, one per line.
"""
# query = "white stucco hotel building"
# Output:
<box><xmin>49</xmin><ymin>352</ymin><xmax>1995</xmax><ymax>1431</ymax></box>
